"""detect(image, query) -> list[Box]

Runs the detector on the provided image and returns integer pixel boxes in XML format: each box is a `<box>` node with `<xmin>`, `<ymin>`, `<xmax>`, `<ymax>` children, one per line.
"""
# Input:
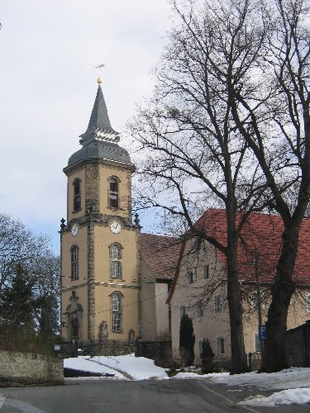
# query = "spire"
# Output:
<box><xmin>79</xmin><ymin>82</ymin><xmax>119</xmax><ymax>145</ymax></box>
<box><xmin>65</xmin><ymin>80</ymin><xmax>135</xmax><ymax>171</ymax></box>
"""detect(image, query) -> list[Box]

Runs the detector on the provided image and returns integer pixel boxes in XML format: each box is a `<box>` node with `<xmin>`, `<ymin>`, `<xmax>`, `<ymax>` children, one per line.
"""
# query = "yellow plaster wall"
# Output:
<box><xmin>98</xmin><ymin>164</ymin><xmax>132</xmax><ymax>219</ymax></box>
<box><xmin>92</xmin><ymin>225</ymin><xmax>139</xmax><ymax>341</ymax></box>
<box><xmin>61</xmin><ymin>225</ymin><xmax>89</xmax><ymax>342</ymax></box>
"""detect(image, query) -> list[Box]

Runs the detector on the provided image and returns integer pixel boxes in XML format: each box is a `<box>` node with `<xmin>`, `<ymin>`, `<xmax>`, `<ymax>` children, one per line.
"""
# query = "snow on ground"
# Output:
<box><xmin>239</xmin><ymin>388</ymin><xmax>310</xmax><ymax>407</ymax></box>
<box><xmin>64</xmin><ymin>354</ymin><xmax>169</xmax><ymax>381</ymax></box>
<box><xmin>206</xmin><ymin>368</ymin><xmax>310</xmax><ymax>407</ymax></box>
<box><xmin>64</xmin><ymin>355</ymin><xmax>310</xmax><ymax>407</ymax></box>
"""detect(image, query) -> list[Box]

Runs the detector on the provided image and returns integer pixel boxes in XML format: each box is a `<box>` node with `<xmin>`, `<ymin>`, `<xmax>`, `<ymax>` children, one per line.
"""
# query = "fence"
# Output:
<box><xmin>135</xmin><ymin>340</ymin><xmax>172</xmax><ymax>366</ymax></box>
<box><xmin>57</xmin><ymin>339</ymin><xmax>135</xmax><ymax>358</ymax></box>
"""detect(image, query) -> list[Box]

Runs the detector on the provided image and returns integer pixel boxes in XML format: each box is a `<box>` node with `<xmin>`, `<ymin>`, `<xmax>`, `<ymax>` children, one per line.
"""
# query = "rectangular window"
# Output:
<box><xmin>110</xmin><ymin>193</ymin><xmax>119</xmax><ymax>208</ymax></box>
<box><xmin>111</xmin><ymin>293</ymin><xmax>122</xmax><ymax>332</ymax></box>
<box><xmin>110</xmin><ymin>179</ymin><xmax>118</xmax><ymax>192</ymax></box>
<box><xmin>204</xmin><ymin>264</ymin><xmax>210</xmax><ymax>279</ymax></box>
<box><xmin>187</xmin><ymin>271</ymin><xmax>194</xmax><ymax>284</ymax></box>
<box><xmin>217</xmin><ymin>337</ymin><xmax>225</xmax><ymax>356</ymax></box>
<box><xmin>214</xmin><ymin>295</ymin><xmax>222</xmax><ymax>314</ymax></box>
<box><xmin>73</xmin><ymin>179</ymin><xmax>81</xmax><ymax>211</ymax></box>
<box><xmin>111</xmin><ymin>261</ymin><xmax>121</xmax><ymax>279</ymax></box>
<box><xmin>197</xmin><ymin>300</ymin><xmax>204</xmax><ymax>318</ymax></box>
<box><xmin>199</xmin><ymin>340</ymin><xmax>204</xmax><ymax>357</ymax></box>
<box><xmin>180</xmin><ymin>305</ymin><xmax>186</xmax><ymax>318</ymax></box>
<box><xmin>112</xmin><ymin>312</ymin><xmax>121</xmax><ymax>332</ymax></box>
<box><xmin>71</xmin><ymin>246</ymin><xmax>79</xmax><ymax>280</ymax></box>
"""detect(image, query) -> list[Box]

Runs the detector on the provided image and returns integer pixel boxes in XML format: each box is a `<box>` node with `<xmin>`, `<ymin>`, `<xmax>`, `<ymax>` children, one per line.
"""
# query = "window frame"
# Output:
<box><xmin>73</xmin><ymin>178</ymin><xmax>81</xmax><ymax>212</ymax></box>
<box><xmin>187</xmin><ymin>270</ymin><xmax>194</xmax><ymax>284</ymax></box>
<box><xmin>108</xmin><ymin>176</ymin><xmax>120</xmax><ymax>209</ymax></box>
<box><xmin>217</xmin><ymin>337</ymin><xmax>225</xmax><ymax>356</ymax></box>
<box><xmin>204</xmin><ymin>264</ymin><xmax>210</xmax><ymax>279</ymax></box>
<box><xmin>199</xmin><ymin>340</ymin><xmax>204</xmax><ymax>357</ymax></box>
<box><xmin>110</xmin><ymin>243</ymin><xmax>122</xmax><ymax>279</ymax></box>
<box><xmin>71</xmin><ymin>245</ymin><xmax>79</xmax><ymax>280</ymax></box>
<box><xmin>180</xmin><ymin>305</ymin><xmax>186</xmax><ymax>318</ymax></box>
<box><xmin>197</xmin><ymin>300</ymin><xmax>204</xmax><ymax>318</ymax></box>
<box><xmin>111</xmin><ymin>292</ymin><xmax>122</xmax><ymax>333</ymax></box>
<box><xmin>214</xmin><ymin>295</ymin><xmax>222</xmax><ymax>314</ymax></box>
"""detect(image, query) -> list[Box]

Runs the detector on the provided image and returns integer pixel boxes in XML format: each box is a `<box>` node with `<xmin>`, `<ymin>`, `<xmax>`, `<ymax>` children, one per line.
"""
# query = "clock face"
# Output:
<box><xmin>71</xmin><ymin>223</ymin><xmax>79</xmax><ymax>237</ymax></box>
<box><xmin>110</xmin><ymin>221</ymin><xmax>122</xmax><ymax>234</ymax></box>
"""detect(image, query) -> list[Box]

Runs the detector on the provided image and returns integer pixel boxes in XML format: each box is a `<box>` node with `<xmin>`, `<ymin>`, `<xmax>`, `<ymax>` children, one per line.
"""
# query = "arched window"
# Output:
<box><xmin>108</xmin><ymin>177</ymin><xmax>119</xmax><ymax>208</ymax></box>
<box><xmin>71</xmin><ymin>245</ymin><xmax>79</xmax><ymax>280</ymax></box>
<box><xmin>111</xmin><ymin>292</ymin><xmax>122</xmax><ymax>332</ymax></box>
<box><xmin>73</xmin><ymin>178</ymin><xmax>81</xmax><ymax>211</ymax></box>
<box><xmin>110</xmin><ymin>243</ymin><xmax>122</xmax><ymax>279</ymax></box>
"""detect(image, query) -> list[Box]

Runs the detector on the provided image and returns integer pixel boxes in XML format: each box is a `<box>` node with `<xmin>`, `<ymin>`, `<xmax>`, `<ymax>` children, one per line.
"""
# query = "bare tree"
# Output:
<box><xmin>131</xmin><ymin>0</ymin><xmax>273</xmax><ymax>374</ymax></box>
<box><xmin>131</xmin><ymin>0</ymin><xmax>310</xmax><ymax>373</ymax></box>
<box><xmin>229</xmin><ymin>0</ymin><xmax>310</xmax><ymax>372</ymax></box>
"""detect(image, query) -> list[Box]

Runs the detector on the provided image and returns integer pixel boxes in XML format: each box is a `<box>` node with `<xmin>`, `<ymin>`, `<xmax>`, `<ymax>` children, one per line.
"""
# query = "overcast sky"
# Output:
<box><xmin>1</xmin><ymin>0</ymin><xmax>172</xmax><ymax>254</ymax></box>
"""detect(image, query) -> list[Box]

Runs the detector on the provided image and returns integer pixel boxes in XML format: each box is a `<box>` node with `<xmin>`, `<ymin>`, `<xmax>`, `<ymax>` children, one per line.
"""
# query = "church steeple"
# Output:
<box><xmin>64</xmin><ymin>82</ymin><xmax>134</xmax><ymax>171</ymax></box>
<box><xmin>79</xmin><ymin>82</ymin><xmax>120</xmax><ymax>145</ymax></box>
<box><xmin>61</xmin><ymin>78</ymin><xmax>140</xmax><ymax>347</ymax></box>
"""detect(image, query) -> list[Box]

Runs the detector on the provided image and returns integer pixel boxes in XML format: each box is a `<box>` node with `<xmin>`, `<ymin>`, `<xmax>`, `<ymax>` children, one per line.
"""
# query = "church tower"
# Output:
<box><xmin>61</xmin><ymin>80</ymin><xmax>141</xmax><ymax>346</ymax></box>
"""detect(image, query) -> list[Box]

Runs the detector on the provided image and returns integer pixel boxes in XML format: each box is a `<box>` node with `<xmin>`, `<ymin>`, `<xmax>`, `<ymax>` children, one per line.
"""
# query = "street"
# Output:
<box><xmin>0</xmin><ymin>379</ymin><xmax>309</xmax><ymax>413</ymax></box>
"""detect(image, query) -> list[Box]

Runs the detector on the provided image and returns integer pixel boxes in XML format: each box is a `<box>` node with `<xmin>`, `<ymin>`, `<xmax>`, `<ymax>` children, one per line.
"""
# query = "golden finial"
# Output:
<box><xmin>96</xmin><ymin>64</ymin><xmax>105</xmax><ymax>85</ymax></box>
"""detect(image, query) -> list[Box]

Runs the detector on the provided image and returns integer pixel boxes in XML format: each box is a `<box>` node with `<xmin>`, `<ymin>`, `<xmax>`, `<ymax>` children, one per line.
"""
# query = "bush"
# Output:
<box><xmin>200</xmin><ymin>338</ymin><xmax>215</xmax><ymax>373</ymax></box>
<box><xmin>179</xmin><ymin>314</ymin><xmax>195</xmax><ymax>366</ymax></box>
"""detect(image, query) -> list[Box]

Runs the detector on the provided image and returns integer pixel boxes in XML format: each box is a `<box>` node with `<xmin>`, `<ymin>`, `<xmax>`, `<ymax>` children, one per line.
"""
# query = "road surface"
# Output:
<box><xmin>0</xmin><ymin>379</ymin><xmax>309</xmax><ymax>413</ymax></box>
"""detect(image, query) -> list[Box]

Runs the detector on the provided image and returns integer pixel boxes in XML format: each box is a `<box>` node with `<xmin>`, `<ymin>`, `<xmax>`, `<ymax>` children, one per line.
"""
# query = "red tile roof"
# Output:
<box><xmin>140</xmin><ymin>233</ymin><xmax>182</xmax><ymax>280</ymax></box>
<box><xmin>196</xmin><ymin>209</ymin><xmax>310</xmax><ymax>285</ymax></box>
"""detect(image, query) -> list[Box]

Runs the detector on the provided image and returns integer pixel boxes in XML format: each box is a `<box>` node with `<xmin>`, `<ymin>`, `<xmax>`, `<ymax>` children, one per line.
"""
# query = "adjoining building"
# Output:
<box><xmin>167</xmin><ymin>209</ymin><xmax>310</xmax><ymax>365</ymax></box>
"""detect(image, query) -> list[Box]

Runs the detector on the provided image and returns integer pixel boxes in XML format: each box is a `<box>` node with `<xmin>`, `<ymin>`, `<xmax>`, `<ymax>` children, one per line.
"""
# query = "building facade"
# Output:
<box><xmin>168</xmin><ymin>209</ymin><xmax>310</xmax><ymax>366</ymax></box>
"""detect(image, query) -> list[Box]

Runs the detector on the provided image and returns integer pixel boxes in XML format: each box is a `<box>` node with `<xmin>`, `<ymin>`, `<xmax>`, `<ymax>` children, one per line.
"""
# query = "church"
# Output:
<box><xmin>60</xmin><ymin>80</ymin><xmax>310</xmax><ymax>366</ymax></box>
<box><xmin>60</xmin><ymin>80</ymin><xmax>180</xmax><ymax>347</ymax></box>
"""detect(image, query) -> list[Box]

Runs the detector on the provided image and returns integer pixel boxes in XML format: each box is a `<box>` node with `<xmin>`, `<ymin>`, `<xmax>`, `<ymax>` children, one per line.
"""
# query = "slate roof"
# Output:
<box><xmin>79</xmin><ymin>84</ymin><xmax>119</xmax><ymax>144</ymax></box>
<box><xmin>195</xmin><ymin>209</ymin><xmax>310</xmax><ymax>285</ymax></box>
<box><xmin>66</xmin><ymin>140</ymin><xmax>133</xmax><ymax>169</ymax></box>
<box><xmin>65</xmin><ymin>84</ymin><xmax>134</xmax><ymax>170</ymax></box>
<box><xmin>140</xmin><ymin>233</ymin><xmax>182</xmax><ymax>280</ymax></box>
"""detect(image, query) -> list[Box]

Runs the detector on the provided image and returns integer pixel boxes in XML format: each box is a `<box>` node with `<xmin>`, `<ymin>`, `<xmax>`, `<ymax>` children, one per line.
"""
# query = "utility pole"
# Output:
<box><xmin>254</xmin><ymin>250</ymin><xmax>265</xmax><ymax>359</ymax></box>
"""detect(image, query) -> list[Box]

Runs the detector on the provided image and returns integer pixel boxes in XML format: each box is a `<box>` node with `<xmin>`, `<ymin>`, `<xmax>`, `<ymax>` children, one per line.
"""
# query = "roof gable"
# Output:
<box><xmin>140</xmin><ymin>233</ymin><xmax>182</xmax><ymax>280</ymax></box>
<box><xmin>197</xmin><ymin>209</ymin><xmax>310</xmax><ymax>285</ymax></box>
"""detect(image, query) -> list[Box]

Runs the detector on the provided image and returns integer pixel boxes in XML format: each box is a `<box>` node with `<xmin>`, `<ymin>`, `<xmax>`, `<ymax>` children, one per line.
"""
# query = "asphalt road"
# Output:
<box><xmin>0</xmin><ymin>379</ymin><xmax>309</xmax><ymax>413</ymax></box>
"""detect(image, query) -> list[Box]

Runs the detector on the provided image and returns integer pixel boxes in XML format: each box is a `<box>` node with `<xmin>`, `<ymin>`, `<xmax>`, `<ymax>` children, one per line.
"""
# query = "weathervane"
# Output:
<box><xmin>96</xmin><ymin>63</ymin><xmax>105</xmax><ymax>84</ymax></box>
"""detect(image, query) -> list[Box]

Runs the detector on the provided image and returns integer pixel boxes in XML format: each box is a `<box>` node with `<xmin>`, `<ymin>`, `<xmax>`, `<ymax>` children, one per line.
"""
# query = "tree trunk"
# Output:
<box><xmin>226</xmin><ymin>211</ymin><xmax>248</xmax><ymax>374</ymax></box>
<box><xmin>227</xmin><ymin>272</ymin><xmax>248</xmax><ymax>374</ymax></box>
<box><xmin>261</xmin><ymin>225</ymin><xmax>298</xmax><ymax>372</ymax></box>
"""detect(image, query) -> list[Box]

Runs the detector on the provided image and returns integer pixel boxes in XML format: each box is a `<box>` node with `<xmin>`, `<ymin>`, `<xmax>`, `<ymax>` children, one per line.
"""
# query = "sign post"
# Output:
<box><xmin>259</xmin><ymin>325</ymin><xmax>267</xmax><ymax>341</ymax></box>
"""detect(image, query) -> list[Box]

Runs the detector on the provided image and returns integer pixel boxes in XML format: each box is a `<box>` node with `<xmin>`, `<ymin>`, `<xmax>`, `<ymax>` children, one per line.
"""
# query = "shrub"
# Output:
<box><xmin>200</xmin><ymin>338</ymin><xmax>215</xmax><ymax>373</ymax></box>
<box><xmin>179</xmin><ymin>314</ymin><xmax>195</xmax><ymax>366</ymax></box>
